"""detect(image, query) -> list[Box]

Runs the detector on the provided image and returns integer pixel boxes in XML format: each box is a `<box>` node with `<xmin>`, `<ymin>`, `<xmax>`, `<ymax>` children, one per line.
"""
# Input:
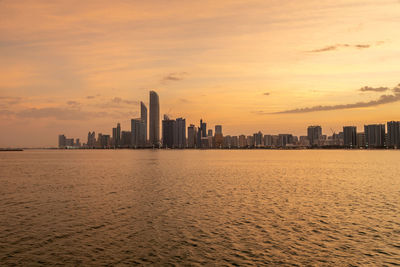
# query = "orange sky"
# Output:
<box><xmin>1</xmin><ymin>0</ymin><xmax>400</xmax><ymax>147</ymax></box>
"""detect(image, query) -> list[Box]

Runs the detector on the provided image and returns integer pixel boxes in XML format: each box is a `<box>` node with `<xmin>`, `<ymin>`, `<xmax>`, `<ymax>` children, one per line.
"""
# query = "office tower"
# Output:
<box><xmin>197</xmin><ymin>126</ymin><xmax>202</xmax><ymax>148</ymax></box>
<box><xmin>246</xmin><ymin>135</ymin><xmax>254</xmax><ymax>148</ymax></box>
<box><xmin>112</xmin><ymin>127</ymin><xmax>117</xmax><ymax>147</ymax></box>
<box><xmin>208</xmin><ymin>129</ymin><xmax>213</xmax><ymax>137</ymax></box>
<box><xmin>116</xmin><ymin>123</ymin><xmax>121</xmax><ymax>147</ymax></box>
<box><xmin>200</xmin><ymin>119</ymin><xmax>207</xmax><ymax>137</ymax></box>
<box><xmin>215</xmin><ymin>125</ymin><xmax>222</xmax><ymax>135</ymax></box>
<box><xmin>162</xmin><ymin>115</ymin><xmax>175</xmax><ymax>148</ymax></box>
<box><xmin>364</xmin><ymin>124</ymin><xmax>385</xmax><ymax>148</ymax></box>
<box><xmin>239</xmin><ymin>135</ymin><xmax>246</xmax><ymax>148</ymax></box>
<box><xmin>96</xmin><ymin>133</ymin><xmax>103</xmax><ymax>148</ymax></box>
<box><xmin>101</xmin><ymin>135</ymin><xmax>111</xmax><ymax>148</ymax></box>
<box><xmin>264</xmin><ymin>135</ymin><xmax>272</xmax><ymax>147</ymax></box>
<box><xmin>121</xmin><ymin>131</ymin><xmax>132</xmax><ymax>148</ymax></box>
<box><xmin>131</xmin><ymin>118</ymin><xmax>145</xmax><ymax>148</ymax></box>
<box><xmin>214</xmin><ymin>125</ymin><xmax>223</xmax><ymax>148</ymax></box>
<box><xmin>87</xmin><ymin>131</ymin><xmax>96</xmax><ymax>148</ymax></box>
<box><xmin>231</xmin><ymin>136</ymin><xmax>238</xmax><ymax>148</ymax></box>
<box><xmin>66</xmin><ymin>138</ymin><xmax>74</xmax><ymax>147</ymax></box>
<box><xmin>307</xmin><ymin>126</ymin><xmax>322</xmax><ymax>146</ymax></box>
<box><xmin>175</xmin><ymin>118</ymin><xmax>186</xmax><ymax>148</ymax></box>
<box><xmin>141</xmin><ymin>102</ymin><xmax>147</xmax><ymax>143</ymax></box>
<box><xmin>254</xmin><ymin>131</ymin><xmax>263</xmax><ymax>147</ymax></box>
<box><xmin>387</xmin><ymin>121</ymin><xmax>400</xmax><ymax>148</ymax></box>
<box><xmin>271</xmin><ymin>135</ymin><xmax>279</xmax><ymax>147</ymax></box>
<box><xmin>149</xmin><ymin>91</ymin><xmax>160</xmax><ymax>147</ymax></box>
<box><xmin>75</xmin><ymin>138</ymin><xmax>81</xmax><ymax>147</ymax></box>
<box><xmin>187</xmin><ymin>124</ymin><xmax>197</xmax><ymax>148</ymax></box>
<box><xmin>343</xmin><ymin>126</ymin><xmax>357</xmax><ymax>148</ymax></box>
<box><xmin>278</xmin><ymin>134</ymin><xmax>293</xmax><ymax>147</ymax></box>
<box><xmin>357</xmin><ymin>132</ymin><xmax>366</xmax><ymax>148</ymax></box>
<box><xmin>58</xmin><ymin>134</ymin><xmax>66</xmax><ymax>148</ymax></box>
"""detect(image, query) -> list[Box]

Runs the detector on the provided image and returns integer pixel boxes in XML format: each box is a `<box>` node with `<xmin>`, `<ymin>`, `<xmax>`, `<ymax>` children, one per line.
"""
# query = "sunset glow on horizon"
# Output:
<box><xmin>1</xmin><ymin>0</ymin><xmax>400</xmax><ymax>147</ymax></box>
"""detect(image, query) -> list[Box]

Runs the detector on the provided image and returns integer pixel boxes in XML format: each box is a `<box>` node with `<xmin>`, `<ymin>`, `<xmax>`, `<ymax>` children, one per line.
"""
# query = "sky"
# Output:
<box><xmin>1</xmin><ymin>0</ymin><xmax>400</xmax><ymax>147</ymax></box>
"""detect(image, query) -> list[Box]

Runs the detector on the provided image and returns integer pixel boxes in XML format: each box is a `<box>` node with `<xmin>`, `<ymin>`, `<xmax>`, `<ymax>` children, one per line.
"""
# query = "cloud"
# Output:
<box><xmin>0</xmin><ymin>96</ymin><xmax>22</xmax><ymax>105</ymax></box>
<box><xmin>267</xmin><ymin>84</ymin><xmax>400</xmax><ymax>114</ymax></box>
<box><xmin>86</xmin><ymin>95</ymin><xmax>96</xmax><ymax>99</ymax></box>
<box><xmin>359</xmin><ymin>86</ymin><xmax>389</xmax><ymax>92</ymax></box>
<box><xmin>263</xmin><ymin>92</ymin><xmax>270</xmax><ymax>96</ymax></box>
<box><xmin>93</xmin><ymin>97</ymin><xmax>139</xmax><ymax>109</ymax></box>
<box><xmin>161</xmin><ymin>72</ymin><xmax>188</xmax><ymax>83</ymax></box>
<box><xmin>307</xmin><ymin>43</ymin><xmax>378</xmax><ymax>53</ymax></box>
<box><xmin>67</xmin><ymin>100</ymin><xmax>80</xmax><ymax>106</ymax></box>
<box><xmin>0</xmin><ymin>106</ymin><xmax>138</xmax><ymax>120</ymax></box>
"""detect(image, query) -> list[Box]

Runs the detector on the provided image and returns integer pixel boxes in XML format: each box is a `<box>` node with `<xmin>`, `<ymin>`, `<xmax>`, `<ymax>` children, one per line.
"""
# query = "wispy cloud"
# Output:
<box><xmin>161</xmin><ymin>72</ymin><xmax>188</xmax><ymax>83</ymax></box>
<box><xmin>359</xmin><ymin>86</ymin><xmax>389</xmax><ymax>92</ymax></box>
<box><xmin>67</xmin><ymin>100</ymin><xmax>80</xmax><ymax>106</ymax></box>
<box><xmin>263</xmin><ymin>92</ymin><xmax>270</xmax><ymax>96</ymax></box>
<box><xmin>307</xmin><ymin>42</ymin><xmax>381</xmax><ymax>53</ymax></box>
<box><xmin>267</xmin><ymin>84</ymin><xmax>400</xmax><ymax>114</ymax></box>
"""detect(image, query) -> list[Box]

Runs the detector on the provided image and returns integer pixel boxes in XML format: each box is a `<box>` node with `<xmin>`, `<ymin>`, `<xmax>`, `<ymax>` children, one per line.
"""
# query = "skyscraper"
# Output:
<box><xmin>162</xmin><ymin>115</ymin><xmax>175</xmax><ymax>148</ymax></box>
<box><xmin>131</xmin><ymin>118</ymin><xmax>145</xmax><ymax>148</ymax></box>
<box><xmin>200</xmin><ymin>119</ymin><xmax>207</xmax><ymax>137</ymax></box>
<box><xmin>149</xmin><ymin>91</ymin><xmax>160</xmax><ymax>147</ymax></box>
<box><xmin>307</xmin><ymin>126</ymin><xmax>322</xmax><ymax>146</ymax></box>
<box><xmin>140</xmin><ymin>102</ymin><xmax>147</xmax><ymax>143</ymax></box>
<box><xmin>214</xmin><ymin>125</ymin><xmax>223</xmax><ymax>148</ymax></box>
<box><xmin>364</xmin><ymin>124</ymin><xmax>385</xmax><ymax>148</ymax></box>
<box><xmin>387</xmin><ymin>121</ymin><xmax>400</xmax><ymax>148</ymax></box>
<box><xmin>343</xmin><ymin>126</ymin><xmax>357</xmax><ymax>148</ymax></box>
<box><xmin>116</xmin><ymin>123</ymin><xmax>121</xmax><ymax>147</ymax></box>
<box><xmin>58</xmin><ymin>134</ymin><xmax>66</xmax><ymax>148</ymax></box>
<box><xmin>175</xmin><ymin>118</ymin><xmax>186</xmax><ymax>148</ymax></box>
<box><xmin>187</xmin><ymin>124</ymin><xmax>197</xmax><ymax>148</ymax></box>
<box><xmin>215</xmin><ymin>125</ymin><xmax>222</xmax><ymax>135</ymax></box>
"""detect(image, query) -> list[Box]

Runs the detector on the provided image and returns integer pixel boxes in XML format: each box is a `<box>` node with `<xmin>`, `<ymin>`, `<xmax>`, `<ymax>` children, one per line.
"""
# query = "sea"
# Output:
<box><xmin>0</xmin><ymin>150</ymin><xmax>399</xmax><ymax>266</ymax></box>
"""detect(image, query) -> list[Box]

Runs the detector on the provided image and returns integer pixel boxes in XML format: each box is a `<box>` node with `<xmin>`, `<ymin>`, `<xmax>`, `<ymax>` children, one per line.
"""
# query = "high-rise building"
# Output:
<box><xmin>343</xmin><ymin>126</ymin><xmax>357</xmax><ymax>148</ymax></box>
<box><xmin>246</xmin><ymin>135</ymin><xmax>254</xmax><ymax>148</ymax></box>
<box><xmin>87</xmin><ymin>131</ymin><xmax>96</xmax><ymax>148</ymax></box>
<box><xmin>200</xmin><ymin>119</ymin><xmax>207</xmax><ymax>137</ymax></box>
<box><xmin>187</xmin><ymin>124</ymin><xmax>197</xmax><ymax>148</ymax></box>
<box><xmin>264</xmin><ymin>135</ymin><xmax>272</xmax><ymax>147</ymax></box>
<box><xmin>131</xmin><ymin>118</ymin><xmax>145</xmax><ymax>148</ymax></box>
<box><xmin>215</xmin><ymin>125</ymin><xmax>222</xmax><ymax>135</ymax></box>
<box><xmin>307</xmin><ymin>126</ymin><xmax>322</xmax><ymax>146</ymax></box>
<box><xmin>149</xmin><ymin>91</ymin><xmax>160</xmax><ymax>147</ymax></box>
<box><xmin>223</xmin><ymin>135</ymin><xmax>232</xmax><ymax>148</ymax></box>
<box><xmin>239</xmin><ymin>135</ymin><xmax>246</xmax><ymax>148</ymax></box>
<box><xmin>214</xmin><ymin>125</ymin><xmax>223</xmax><ymax>148</ymax></box>
<box><xmin>141</xmin><ymin>102</ymin><xmax>147</xmax><ymax>143</ymax></box>
<box><xmin>58</xmin><ymin>134</ymin><xmax>66</xmax><ymax>148</ymax></box>
<box><xmin>231</xmin><ymin>136</ymin><xmax>238</xmax><ymax>148</ymax></box>
<box><xmin>364</xmin><ymin>124</ymin><xmax>385</xmax><ymax>148</ymax></box>
<box><xmin>356</xmin><ymin>132</ymin><xmax>366</xmax><ymax>148</ymax></box>
<box><xmin>208</xmin><ymin>129</ymin><xmax>213</xmax><ymax>137</ymax></box>
<box><xmin>121</xmin><ymin>131</ymin><xmax>132</xmax><ymax>147</ymax></box>
<box><xmin>116</xmin><ymin>123</ymin><xmax>121</xmax><ymax>147</ymax></box>
<box><xmin>387</xmin><ymin>121</ymin><xmax>400</xmax><ymax>148</ymax></box>
<box><xmin>278</xmin><ymin>134</ymin><xmax>293</xmax><ymax>147</ymax></box>
<box><xmin>254</xmin><ymin>131</ymin><xmax>263</xmax><ymax>147</ymax></box>
<box><xmin>175</xmin><ymin>118</ymin><xmax>186</xmax><ymax>148</ymax></box>
<box><xmin>162</xmin><ymin>115</ymin><xmax>175</xmax><ymax>148</ymax></box>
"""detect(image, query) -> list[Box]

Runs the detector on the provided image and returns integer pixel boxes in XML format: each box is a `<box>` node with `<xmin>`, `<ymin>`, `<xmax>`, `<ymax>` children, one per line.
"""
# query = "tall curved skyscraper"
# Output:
<box><xmin>149</xmin><ymin>91</ymin><xmax>160</xmax><ymax>146</ymax></box>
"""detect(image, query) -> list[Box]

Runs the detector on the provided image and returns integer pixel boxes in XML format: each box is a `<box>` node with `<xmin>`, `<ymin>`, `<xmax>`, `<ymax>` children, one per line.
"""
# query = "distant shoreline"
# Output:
<box><xmin>3</xmin><ymin>147</ymin><xmax>398</xmax><ymax>151</ymax></box>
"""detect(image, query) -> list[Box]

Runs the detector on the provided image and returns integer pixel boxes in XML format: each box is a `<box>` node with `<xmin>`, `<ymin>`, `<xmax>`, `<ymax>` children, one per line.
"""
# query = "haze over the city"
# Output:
<box><xmin>1</xmin><ymin>0</ymin><xmax>400</xmax><ymax>147</ymax></box>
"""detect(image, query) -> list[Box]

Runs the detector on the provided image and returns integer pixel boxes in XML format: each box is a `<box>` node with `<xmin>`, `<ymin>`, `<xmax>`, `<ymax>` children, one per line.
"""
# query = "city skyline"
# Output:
<box><xmin>57</xmin><ymin>90</ymin><xmax>400</xmax><ymax>150</ymax></box>
<box><xmin>1</xmin><ymin>1</ymin><xmax>400</xmax><ymax>147</ymax></box>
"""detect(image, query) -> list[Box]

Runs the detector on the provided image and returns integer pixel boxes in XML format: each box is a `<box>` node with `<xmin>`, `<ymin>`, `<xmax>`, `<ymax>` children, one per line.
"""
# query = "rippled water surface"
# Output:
<box><xmin>0</xmin><ymin>150</ymin><xmax>399</xmax><ymax>266</ymax></box>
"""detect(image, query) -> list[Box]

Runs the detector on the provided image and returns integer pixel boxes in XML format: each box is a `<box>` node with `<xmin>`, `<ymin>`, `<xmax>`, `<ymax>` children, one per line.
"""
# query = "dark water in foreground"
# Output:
<box><xmin>0</xmin><ymin>150</ymin><xmax>399</xmax><ymax>266</ymax></box>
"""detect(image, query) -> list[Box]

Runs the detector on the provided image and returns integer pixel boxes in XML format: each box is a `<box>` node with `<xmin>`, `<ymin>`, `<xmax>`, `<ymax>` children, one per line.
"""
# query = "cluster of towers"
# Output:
<box><xmin>58</xmin><ymin>90</ymin><xmax>400</xmax><ymax>149</ymax></box>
